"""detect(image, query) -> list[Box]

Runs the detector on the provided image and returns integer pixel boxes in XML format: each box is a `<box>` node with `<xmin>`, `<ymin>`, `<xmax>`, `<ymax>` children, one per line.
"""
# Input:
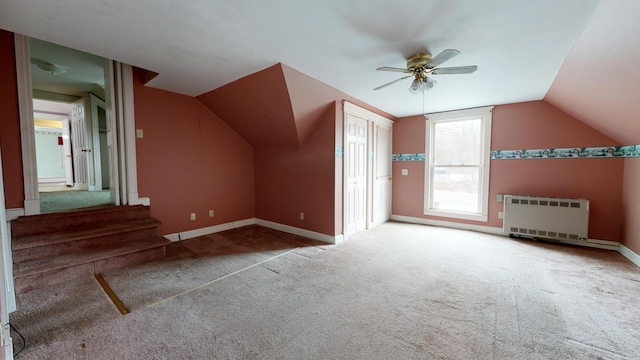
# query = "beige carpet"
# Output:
<box><xmin>9</xmin><ymin>223</ymin><xmax>640</xmax><ymax>359</ymax></box>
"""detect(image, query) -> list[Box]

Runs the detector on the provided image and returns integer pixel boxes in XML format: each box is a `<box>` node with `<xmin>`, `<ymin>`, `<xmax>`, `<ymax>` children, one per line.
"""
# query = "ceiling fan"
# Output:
<box><xmin>374</xmin><ymin>49</ymin><xmax>477</xmax><ymax>94</ymax></box>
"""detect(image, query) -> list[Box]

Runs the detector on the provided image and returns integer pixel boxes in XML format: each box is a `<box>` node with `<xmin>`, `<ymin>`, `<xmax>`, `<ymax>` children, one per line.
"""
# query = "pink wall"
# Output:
<box><xmin>0</xmin><ymin>30</ymin><xmax>25</xmax><ymax>209</ymax></box>
<box><xmin>393</xmin><ymin>101</ymin><xmax>624</xmax><ymax>241</ymax></box>
<box><xmin>197</xmin><ymin>64</ymin><xmax>299</xmax><ymax>148</ymax></box>
<box><xmin>133</xmin><ymin>70</ymin><xmax>255</xmax><ymax>235</ymax></box>
<box><xmin>255</xmin><ymin>104</ymin><xmax>336</xmax><ymax>235</ymax></box>
<box><xmin>622</xmin><ymin>159</ymin><xmax>640</xmax><ymax>254</ymax></box>
<box><xmin>199</xmin><ymin>63</ymin><xmax>393</xmax><ymax>237</ymax></box>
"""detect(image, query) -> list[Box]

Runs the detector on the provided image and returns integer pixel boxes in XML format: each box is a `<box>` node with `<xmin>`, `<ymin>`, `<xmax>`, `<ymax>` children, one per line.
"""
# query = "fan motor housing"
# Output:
<box><xmin>407</xmin><ymin>53</ymin><xmax>432</xmax><ymax>69</ymax></box>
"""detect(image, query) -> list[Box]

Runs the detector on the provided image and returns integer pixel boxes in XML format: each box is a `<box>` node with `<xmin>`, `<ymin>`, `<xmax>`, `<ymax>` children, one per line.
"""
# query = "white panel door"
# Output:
<box><xmin>373</xmin><ymin>125</ymin><xmax>392</xmax><ymax>227</ymax></box>
<box><xmin>71</xmin><ymin>99</ymin><xmax>91</xmax><ymax>190</ymax></box>
<box><xmin>345</xmin><ymin>113</ymin><xmax>368</xmax><ymax>237</ymax></box>
<box><xmin>61</xmin><ymin>118</ymin><xmax>73</xmax><ymax>187</ymax></box>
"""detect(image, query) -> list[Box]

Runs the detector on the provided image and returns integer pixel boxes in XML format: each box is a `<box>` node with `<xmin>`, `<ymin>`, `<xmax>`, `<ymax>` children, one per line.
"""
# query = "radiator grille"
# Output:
<box><xmin>503</xmin><ymin>195</ymin><xmax>589</xmax><ymax>243</ymax></box>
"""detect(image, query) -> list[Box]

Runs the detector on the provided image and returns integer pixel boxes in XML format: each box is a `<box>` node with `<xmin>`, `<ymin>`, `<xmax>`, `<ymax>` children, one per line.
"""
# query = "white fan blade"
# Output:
<box><xmin>376</xmin><ymin>66</ymin><xmax>411</xmax><ymax>73</ymax></box>
<box><xmin>374</xmin><ymin>75</ymin><xmax>413</xmax><ymax>90</ymax></box>
<box><xmin>432</xmin><ymin>65</ymin><xmax>477</xmax><ymax>75</ymax></box>
<box><xmin>426</xmin><ymin>49</ymin><xmax>460</xmax><ymax>68</ymax></box>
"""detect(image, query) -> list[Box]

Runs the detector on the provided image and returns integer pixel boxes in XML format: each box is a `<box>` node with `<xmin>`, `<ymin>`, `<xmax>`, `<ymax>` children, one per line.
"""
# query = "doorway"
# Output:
<box><xmin>6</xmin><ymin>34</ymin><xmax>147</xmax><ymax>314</ymax></box>
<box><xmin>28</xmin><ymin>38</ymin><xmax>113</xmax><ymax>213</ymax></box>
<box><xmin>342</xmin><ymin>101</ymin><xmax>393</xmax><ymax>240</ymax></box>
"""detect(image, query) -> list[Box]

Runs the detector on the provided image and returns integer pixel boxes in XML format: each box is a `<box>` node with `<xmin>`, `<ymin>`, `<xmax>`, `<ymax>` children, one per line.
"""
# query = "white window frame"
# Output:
<box><xmin>424</xmin><ymin>106</ymin><xmax>493</xmax><ymax>222</ymax></box>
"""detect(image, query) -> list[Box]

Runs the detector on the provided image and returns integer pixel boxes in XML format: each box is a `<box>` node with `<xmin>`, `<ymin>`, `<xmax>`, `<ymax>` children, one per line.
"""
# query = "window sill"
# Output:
<box><xmin>424</xmin><ymin>208</ymin><xmax>488</xmax><ymax>222</ymax></box>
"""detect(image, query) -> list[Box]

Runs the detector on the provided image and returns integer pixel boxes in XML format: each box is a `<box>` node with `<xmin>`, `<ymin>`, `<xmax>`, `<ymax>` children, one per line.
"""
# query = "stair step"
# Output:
<box><xmin>14</xmin><ymin>244</ymin><xmax>167</xmax><ymax>295</ymax></box>
<box><xmin>12</xmin><ymin>218</ymin><xmax>161</xmax><ymax>251</ymax></box>
<box><xmin>10</xmin><ymin>205</ymin><xmax>151</xmax><ymax>238</ymax></box>
<box><xmin>11</xmin><ymin>204</ymin><xmax>167</xmax><ymax>295</ymax></box>
<box><xmin>14</xmin><ymin>237</ymin><xmax>170</xmax><ymax>278</ymax></box>
<box><xmin>12</xmin><ymin>226</ymin><xmax>160</xmax><ymax>264</ymax></box>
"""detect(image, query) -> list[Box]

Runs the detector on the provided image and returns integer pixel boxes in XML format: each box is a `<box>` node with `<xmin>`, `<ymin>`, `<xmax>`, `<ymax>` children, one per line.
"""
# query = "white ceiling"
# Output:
<box><xmin>544</xmin><ymin>0</ymin><xmax>640</xmax><ymax>145</ymax></box>
<box><xmin>29</xmin><ymin>38</ymin><xmax>106</xmax><ymax>98</ymax></box>
<box><xmin>0</xmin><ymin>0</ymin><xmax>602</xmax><ymax>117</ymax></box>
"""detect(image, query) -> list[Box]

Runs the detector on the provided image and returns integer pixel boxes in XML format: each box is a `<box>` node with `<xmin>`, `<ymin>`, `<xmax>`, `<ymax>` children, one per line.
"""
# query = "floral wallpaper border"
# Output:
<box><xmin>392</xmin><ymin>153</ymin><xmax>426</xmax><ymax>161</ymax></box>
<box><xmin>392</xmin><ymin>146</ymin><xmax>640</xmax><ymax>162</ymax></box>
<box><xmin>490</xmin><ymin>145</ymin><xmax>640</xmax><ymax>160</ymax></box>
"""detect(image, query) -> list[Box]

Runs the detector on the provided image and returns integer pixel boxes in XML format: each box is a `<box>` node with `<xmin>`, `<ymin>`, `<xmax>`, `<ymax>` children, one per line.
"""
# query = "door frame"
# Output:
<box><xmin>0</xmin><ymin>146</ymin><xmax>14</xmax><ymax>359</ymax></box>
<box><xmin>13</xmin><ymin>34</ymin><xmax>149</xmax><ymax>216</ymax></box>
<box><xmin>2</xmin><ymin>34</ymin><xmax>149</xmax><ymax>315</ymax></box>
<box><xmin>89</xmin><ymin>93</ymin><xmax>107</xmax><ymax>191</ymax></box>
<box><xmin>342</xmin><ymin>101</ymin><xmax>393</xmax><ymax>240</ymax></box>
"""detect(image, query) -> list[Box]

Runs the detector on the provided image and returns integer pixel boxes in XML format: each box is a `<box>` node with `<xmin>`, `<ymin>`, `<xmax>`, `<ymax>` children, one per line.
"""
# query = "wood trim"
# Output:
<box><xmin>0</xmin><ymin>146</ymin><xmax>15</xmax><ymax>356</ymax></box>
<box><xmin>619</xmin><ymin>244</ymin><xmax>640</xmax><ymax>268</ymax></box>
<box><xmin>121</xmin><ymin>64</ymin><xmax>149</xmax><ymax>206</ymax></box>
<box><xmin>343</xmin><ymin>101</ymin><xmax>394</xmax><ymax>128</ymax></box>
<box><xmin>14</xmin><ymin>34</ymin><xmax>40</xmax><ymax>215</ymax></box>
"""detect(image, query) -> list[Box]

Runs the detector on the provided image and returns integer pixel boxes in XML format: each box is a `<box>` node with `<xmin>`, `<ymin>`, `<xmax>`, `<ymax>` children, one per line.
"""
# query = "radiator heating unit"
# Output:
<box><xmin>503</xmin><ymin>195</ymin><xmax>589</xmax><ymax>242</ymax></box>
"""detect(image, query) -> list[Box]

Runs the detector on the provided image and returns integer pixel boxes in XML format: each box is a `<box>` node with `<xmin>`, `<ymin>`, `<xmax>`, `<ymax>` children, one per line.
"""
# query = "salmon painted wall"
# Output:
<box><xmin>255</xmin><ymin>104</ymin><xmax>336</xmax><ymax>235</ymax></box>
<box><xmin>133</xmin><ymin>71</ymin><xmax>255</xmax><ymax>235</ymax></box>
<box><xmin>0</xmin><ymin>30</ymin><xmax>24</xmax><ymax>209</ymax></box>
<box><xmin>204</xmin><ymin>63</ymin><xmax>393</xmax><ymax>237</ymax></box>
<box><xmin>197</xmin><ymin>64</ymin><xmax>298</xmax><ymax>148</ymax></box>
<box><xmin>393</xmin><ymin>100</ymin><xmax>624</xmax><ymax>241</ymax></box>
<box><xmin>622</xmin><ymin>160</ymin><xmax>640</xmax><ymax>255</ymax></box>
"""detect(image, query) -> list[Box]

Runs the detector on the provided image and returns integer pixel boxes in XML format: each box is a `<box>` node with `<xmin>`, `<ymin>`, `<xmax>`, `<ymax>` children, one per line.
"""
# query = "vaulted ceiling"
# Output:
<box><xmin>1</xmin><ymin>1</ymin><xmax>638</xmax><ymax>144</ymax></box>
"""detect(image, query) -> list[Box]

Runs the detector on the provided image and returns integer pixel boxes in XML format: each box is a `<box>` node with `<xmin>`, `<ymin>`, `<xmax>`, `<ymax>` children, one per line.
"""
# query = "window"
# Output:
<box><xmin>424</xmin><ymin>106</ymin><xmax>493</xmax><ymax>221</ymax></box>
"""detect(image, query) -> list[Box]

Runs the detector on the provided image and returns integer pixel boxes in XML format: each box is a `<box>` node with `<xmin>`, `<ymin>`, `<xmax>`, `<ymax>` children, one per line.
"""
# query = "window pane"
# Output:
<box><xmin>432</xmin><ymin>166</ymin><xmax>479</xmax><ymax>213</ymax></box>
<box><xmin>433</xmin><ymin>119</ymin><xmax>481</xmax><ymax>165</ymax></box>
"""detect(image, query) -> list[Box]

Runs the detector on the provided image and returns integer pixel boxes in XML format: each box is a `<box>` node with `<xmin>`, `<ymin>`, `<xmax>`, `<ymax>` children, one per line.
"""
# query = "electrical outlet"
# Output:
<box><xmin>401</xmin><ymin>169</ymin><xmax>409</xmax><ymax>176</ymax></box>
<box><xmin>209</xmin><ymin>210</ymin><xmax>214</xmax><ymax>217</ymax></box>
<box><xmin>190</xmin><ymin>212</ymin><xmax>196</xmax><ymax>221</ymax></box>
<box><xmin>496</xmin><ymin>194</ymin><xmax>503</xmax><ymax>202</ymax></box>
<box><xmin>498</xmin><ymin>211</ymin><xmax>504</xmax><ymax>219</ymax></box>
<box><xmin>300</xmin><ymin>212</ymin><xmax>304</xmax><ymax>220</ymax></box>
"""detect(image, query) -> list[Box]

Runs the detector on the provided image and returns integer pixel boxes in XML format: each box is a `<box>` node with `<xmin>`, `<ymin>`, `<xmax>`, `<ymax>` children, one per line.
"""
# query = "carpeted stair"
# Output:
<box><xmin>11</xmin><ymin>205</ymin><xmax>170</xmax><ymax>294</ymax></box>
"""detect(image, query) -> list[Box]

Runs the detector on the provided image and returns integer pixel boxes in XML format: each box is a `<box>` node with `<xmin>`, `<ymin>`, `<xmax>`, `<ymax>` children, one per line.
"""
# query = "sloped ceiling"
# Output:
<box><xmin>0</xmin><ymin>0</ymin><xmax>598</xmax><ymax>117</ymax></box>
<box><xmin>197</xmin><ymin>63</ymin><xmax>375</xmax><ymax>148</ymax></box>
<box><xmin>197</xmin><ymin>64</ymin><xmax>298</xmax><ymax>148</ymax></box>
<box><xmin>545</xmin><ymin>1</ymin><xmax>640</xmax><ymax>145</ymax></box>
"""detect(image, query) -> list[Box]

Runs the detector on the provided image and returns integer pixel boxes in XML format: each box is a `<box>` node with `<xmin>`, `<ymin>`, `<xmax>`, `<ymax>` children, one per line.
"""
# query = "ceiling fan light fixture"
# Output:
<box><xmin>409</xmin><ymin>78</ymin><xmax>423</xmax><ymax>94</ymax></box>
<box><xmin>37</xmin><ymin>62</ymin><xmax>67</xmax><ymax>75</ymax></box>
<box><xmin>408</xmin><ymin>77</ymin><xmax>435</xmax><ymax>94</ymax></box>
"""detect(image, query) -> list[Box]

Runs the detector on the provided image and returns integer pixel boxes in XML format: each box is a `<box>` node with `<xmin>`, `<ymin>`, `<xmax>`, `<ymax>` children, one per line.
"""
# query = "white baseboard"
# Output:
<box><xmin>23</xmin><ymin>199</ymin><xmax>39</xmax><ymax>215</ymax></box>
<box><xmin>163</xmin><ymin>218</ymin><xmax>341</xmax><ymax>245</ymax></box>
<box><xmin>164</xmin><ymin>218</ymin><xmax>257</xmax><ymax>242</ymax></box>
<box><xmin>619</xmin><ymin>244</ymin><xmax>640</xmax><ymax>268</ymax></box>
<box><xmin>256</xmin><ymin>219</ymin><xmax>342</xmax><ymax>244</ymax></box>
<box><xmin>129</xmin><ymin>193</ymin><xmax>150</xmax><ymax>206</ymax></box>
<box><xmin>390</xmin><ymin>214</ymin><xmax>626</xmax><ymax>252</ymax></box>
<box><xmin>5</xmin><ymin>208</ymin><xmax>24</xmax><ymax>221</ymax></box>
<box><xmin>390</xmin><ymin>214</ymin><xmax>505</xmax><ymax>235</ymax></box>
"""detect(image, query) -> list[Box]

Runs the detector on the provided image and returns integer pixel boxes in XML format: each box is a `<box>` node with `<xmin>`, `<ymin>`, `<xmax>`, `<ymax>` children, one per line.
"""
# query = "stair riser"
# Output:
<box><xmin>12</xmin><ymin>227</ymin><xmax>160</xmax><ymax>264</ymax></box>
<box><xmin>11</xmin><ymin>206</ymin><xmax>151</xmax><ymax>238</ymax></box>
<box><xmin>11</xmin><ymin>205</ymin><xmax>167</xmax><ymax>296</ymax></box>
<box><xmin>11</xmin><ymin>219</ymin><xmax>161</xmax><ymax>251</ymax></box>
<box><xmin>14</xmin><ymin>246</ymin><xmax>165</xmax><ymax>295</ymax></box>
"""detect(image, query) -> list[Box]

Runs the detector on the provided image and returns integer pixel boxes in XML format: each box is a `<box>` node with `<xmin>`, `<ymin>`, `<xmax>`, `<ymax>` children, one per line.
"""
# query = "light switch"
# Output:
<box><xmin>401</xmin><ymin>169</ymin><xmax>409</xmax><ymax>176</ymax></box>
<box><xmin>136</xmin><ymin>129</ymin><xmax>143</xmax><ymax>138</ymax></box>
